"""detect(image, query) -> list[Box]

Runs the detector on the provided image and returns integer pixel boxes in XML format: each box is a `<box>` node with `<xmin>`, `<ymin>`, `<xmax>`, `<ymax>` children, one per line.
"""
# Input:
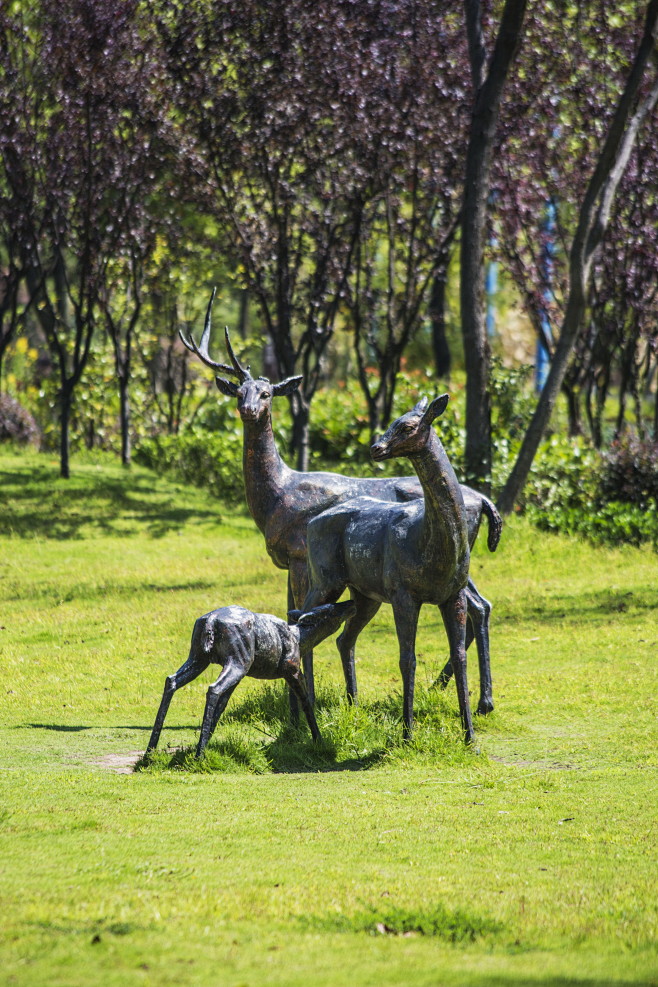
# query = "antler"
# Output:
<box><xmin>224</xmin><ymin>326</ymin><xmax>252</xmax><ymax>383</ymax></box>
<box><xmin>178</xmin><ymin>289</ymin><xmax>238</xmax><ymax>377</ymax></box>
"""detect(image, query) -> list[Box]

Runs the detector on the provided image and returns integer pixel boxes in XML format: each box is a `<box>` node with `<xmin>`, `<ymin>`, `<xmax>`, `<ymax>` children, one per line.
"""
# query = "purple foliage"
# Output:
<box><xmin>0</xmin><ymin>393</ymin><xmax>40</xmax><ymax>446</ymax></box>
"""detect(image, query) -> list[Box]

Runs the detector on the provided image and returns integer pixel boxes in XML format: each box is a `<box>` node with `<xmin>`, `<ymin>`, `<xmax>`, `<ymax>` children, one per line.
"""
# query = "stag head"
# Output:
<box><xmin>370</xmin><ymin>394</ymin><xmax>450</xmax><ymax>462</ymax></box>
<box><xmin>179</xmin><ymin>290</ymin><xmax>302</xmax><ymax>423</ymax></box>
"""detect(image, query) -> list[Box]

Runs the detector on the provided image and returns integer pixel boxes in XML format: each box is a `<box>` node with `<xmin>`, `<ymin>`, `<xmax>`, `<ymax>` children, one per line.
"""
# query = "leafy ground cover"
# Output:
<box><xmin>1</xmin><ymin>450</ymin><xmax>657</xmax><ymax>986</ymax></box>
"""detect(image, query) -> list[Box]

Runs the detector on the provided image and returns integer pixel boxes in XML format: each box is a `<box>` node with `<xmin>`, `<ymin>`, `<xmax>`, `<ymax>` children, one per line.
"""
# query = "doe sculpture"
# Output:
<box><xmin>180</xmin><ymin>292</ymin><xmax>501</xmax><ymax>716</ymax></box>
<box><xmin>145</xmin><ymin>600</ymin><xmax>356</xmax><ymax>759</ymax></box>
<box><xmin>302</xmin><ymin>395</ymin><xmax>474</xmax><ymax>742</ymax></box>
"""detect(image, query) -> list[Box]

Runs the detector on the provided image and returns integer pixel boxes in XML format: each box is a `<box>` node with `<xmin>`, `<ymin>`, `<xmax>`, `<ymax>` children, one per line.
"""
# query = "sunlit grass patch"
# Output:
<box><xmin>305</xmin><ymin>901</ymin><xmax>504</xmax><ymax>943</ymax></box>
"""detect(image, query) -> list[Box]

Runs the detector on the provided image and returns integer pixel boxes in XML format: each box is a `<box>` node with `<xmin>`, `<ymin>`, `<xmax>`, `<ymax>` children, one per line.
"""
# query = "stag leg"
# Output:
<box><xmin>282</xmin><ymin>665</ymin><xmax>322</xmax><ymax>742</ymax></box>
<box><xmin>287</xmin><ymin>570</ymin><xmax>301</xmax><ymax>726</ymax></box>
<box><xmin>467</xmin><ymin>582</ymin><xmax>493</xmax><ymax>714</ymax></box>
<box><xmin>439</xmin><ymin>589</ymin><xmax>474</xmax><ymax>744</ymax></box>
<box><xmin>196</xmin><ymin>662</ymin><xmax>246</xmax><ymax>758</ymax></box>
<box><xmin>336</xmin><ymin>590</ymin><xmax>381</xmax><ymax>704</ymax></box>
<box><xmin>289</xmin><ymin>560</ymin><xmax>316</xmax><ymax>708</ymax></box>
<box><xmin>146</xmin><ymin>653</ymin><xmax>211</xmax><ymax>754</ymax></box>
<box><xmin>392</xmin><ymin>596</ymin><xmax>421</xmax><ymax>741</ymax></box>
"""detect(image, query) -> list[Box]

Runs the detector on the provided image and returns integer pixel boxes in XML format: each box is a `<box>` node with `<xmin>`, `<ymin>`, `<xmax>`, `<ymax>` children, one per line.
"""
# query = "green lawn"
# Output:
<box><xmin>1</xmin><ymin>450</ymin><xmax>657</xmax><ymax>986</ymax></box>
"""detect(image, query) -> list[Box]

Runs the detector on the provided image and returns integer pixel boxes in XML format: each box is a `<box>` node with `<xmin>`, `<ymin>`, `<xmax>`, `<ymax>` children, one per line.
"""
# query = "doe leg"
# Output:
<box><xmin>392</xmin><ymin>598</ymin><xmax>420</xmax><ymax>741</ymax></box>
<box><xmin>436</xmin><ymin>580</ymin><xmax>493</xmax><ymax>715</ymax></box>
<box><xmin>336</xmin><ymin>590</ymin><xmax>381</xmax><ymax>704</ymax></box>
<box><xmin>146</xmin><ymin>653</ymin><xmax>210</xmax><ymax>754</ymax></box>
<box><xmin>439</xmin><ymin>589</ymin><xmax>474</xmax><ymax>744</ymax></box>
<box><xmin>196</xmin><ymin>662</ymin><xmax>246</xmax><ymax>758</ymax></box>
<box><xmin>435</xmin><ymin>576</ymin><xmax>477</xmax><ymax>687</ymax></box>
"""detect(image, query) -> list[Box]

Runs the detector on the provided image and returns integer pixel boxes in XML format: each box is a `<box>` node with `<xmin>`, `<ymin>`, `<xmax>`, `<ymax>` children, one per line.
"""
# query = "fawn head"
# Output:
<box><xmin>370</xmin><ymin>394</ymin><xmax>449</xmax><ymax>462</ymax></box>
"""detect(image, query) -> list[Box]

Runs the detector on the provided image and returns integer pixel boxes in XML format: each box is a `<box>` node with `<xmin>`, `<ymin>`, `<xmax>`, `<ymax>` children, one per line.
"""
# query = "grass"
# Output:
<box><xmin>1</xmin><ymin>447</ymin><xmax>657</xmax><ymax>986</ymax></box>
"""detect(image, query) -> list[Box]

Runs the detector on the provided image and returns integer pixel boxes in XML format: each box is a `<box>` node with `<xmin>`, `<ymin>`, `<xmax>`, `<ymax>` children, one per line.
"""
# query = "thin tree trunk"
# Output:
<box><xmin>461</xmin><ymin>0</ymin><xmax>528</xmax><ymax>493</ymax></box>
<box><xmin>60</xmin><ymin>386</ymin><xmax>72</xmax><ymax>479</ymax></box>
<box><xmin>292</xmin><ymin>400</ymin><xmax>310</xmax><ymax>472</ymax></box>
<box><xmin>119</xmin><ymin>374</ymin><xmax>131</xmax><ymax>466</ymax></box>
<box><xmin>430</xmin><ymin>269</ymin><xmax>451</xmax><ymax>379</ymax></box>
<box><xmin>498</xmin><ymin>3</ymin><xmax>658</xmax><ymax>514</ymax></box>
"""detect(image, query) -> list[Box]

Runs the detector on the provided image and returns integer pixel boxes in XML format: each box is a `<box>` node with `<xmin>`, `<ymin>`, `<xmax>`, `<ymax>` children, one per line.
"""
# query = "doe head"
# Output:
<box><xmin>370</xmin><ymin>394</ymin><xmax>449</xmax><ymax>462</ymax></box>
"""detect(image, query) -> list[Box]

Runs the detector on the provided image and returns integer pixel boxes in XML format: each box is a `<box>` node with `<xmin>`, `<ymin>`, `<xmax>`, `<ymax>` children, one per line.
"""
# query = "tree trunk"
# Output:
<box><xmin>59</xmin><ymin>385</ymin><xmax>72</xmax><ymax>479</ymax></box>
<box><xmin>119</xmin><ymin>373</ymin><xmax>131</xmax><ymax>466</ymax></box>
<box><xmin>430</xmin><ymin>270</ymin><xmax>451</xmax><ymax>379</ymax></box>
<box><xmin>461</xmin><ymin>0</ymin><xmax>529</xmax><ymax>493</ymax></box>
<box><xmin>563</xmin><ymin>382</ymin><xmax>582</xmax><ymax>437</ymax></box>
<box><xmin>291</xmin><ymin>397</ymin><xmax>310</xmax><ymax>472</ymax></box>
<box><xmin>497</xmin><ymin>2</ymin><xmax>658</xmax><ymax>514</ymax></box>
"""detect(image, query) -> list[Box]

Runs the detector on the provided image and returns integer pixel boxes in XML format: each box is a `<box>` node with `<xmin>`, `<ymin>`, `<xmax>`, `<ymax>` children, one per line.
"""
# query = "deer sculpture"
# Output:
<box><xmin>145</xmin><ymin>600</ymin><xmax>357</xmax><ymax>759</ymax></box>
<box><xmin>302</xmin><ymin>395</ymin><xmax>474</xmax><ymax>741</ymax></box>
<box><xmin>180</xmin><ymin>292</ymin><xmax>500</xmax><ymax>716</ymax></box>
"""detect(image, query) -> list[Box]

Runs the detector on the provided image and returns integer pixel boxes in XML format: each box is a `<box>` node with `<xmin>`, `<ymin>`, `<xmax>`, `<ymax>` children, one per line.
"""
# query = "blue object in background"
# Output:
<box><xmin>535</xmin><ymin>199</ymin><xmax>557</xmax><ymax>392</ymax></box>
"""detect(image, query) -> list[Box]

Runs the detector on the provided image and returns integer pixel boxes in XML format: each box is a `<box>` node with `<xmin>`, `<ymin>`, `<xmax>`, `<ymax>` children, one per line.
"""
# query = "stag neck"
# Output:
<box><xmin>241</xmin><ymin>409</ymin><xmax>292</xmax><ymax>523</ymax></box>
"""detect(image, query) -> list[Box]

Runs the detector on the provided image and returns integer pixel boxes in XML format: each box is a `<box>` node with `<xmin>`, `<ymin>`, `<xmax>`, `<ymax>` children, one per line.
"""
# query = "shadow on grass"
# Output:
<box><xmin>0</xmin><ymin>466</ymin><xmax>221</xmax><ymax>540</ymax></box>
<box><xmin>137</xmin><ymin>682</ymin><xmax>476</xmax><ymax>775</ymax></box>
<box><xmin>500</xmin><ymin>585</ymin><xmax>658</xmax><ymax>626</ymax></box>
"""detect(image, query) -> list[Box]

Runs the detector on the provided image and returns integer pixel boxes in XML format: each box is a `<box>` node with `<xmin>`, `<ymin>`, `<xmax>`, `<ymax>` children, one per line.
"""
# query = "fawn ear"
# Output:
<box><xmin>287</xmin><ymin>609</ymin><xmax>303</xmax><ymax>624</ymax></box>
<box><xmin>216</xmin><ymin>376</ymin><xmax>240</xmax><ymax>397</ymax></box>
<box><xmin>421</xmin><ymin>393</ymin><xmax>449</xmax><ymax>425</ymax></box>
<box><xmin>273</xmin><ymin>375</ymin><xmax>303</xmax><ymax>397</ymax></box>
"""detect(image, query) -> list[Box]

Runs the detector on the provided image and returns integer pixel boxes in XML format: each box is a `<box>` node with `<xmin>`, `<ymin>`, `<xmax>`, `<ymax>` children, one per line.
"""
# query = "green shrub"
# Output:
<box><xmin>134</xmin><ymin>428</ymin><xmax>245</xmax><ymax>499</ymax></box>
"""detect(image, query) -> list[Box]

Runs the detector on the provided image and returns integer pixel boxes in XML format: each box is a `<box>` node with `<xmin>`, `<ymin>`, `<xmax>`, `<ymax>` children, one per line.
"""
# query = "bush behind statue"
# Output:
<box><xmin>0</xmin><ymin>394</ymin><xmax>41</xmax><ymax>447</ymax></box>
<box><xmin>134</xmin><ymin>364</ymin><xmax>658</xmax><ymax>548</ymax></box>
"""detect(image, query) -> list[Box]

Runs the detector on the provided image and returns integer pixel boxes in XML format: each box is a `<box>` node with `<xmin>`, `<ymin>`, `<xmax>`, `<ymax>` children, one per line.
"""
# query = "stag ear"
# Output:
<box><xmin>273</xmin><ymin>375</ymin><xmax>303</xmax><ymax>397</ymax></box>
<box><xmin>421</xmin><ymin>393</ymin><xmax>449</xmax><ymax>425</ymax></box>
<box><xmin>216</xmin><ymin>376</ymin><xmax>240</xmax><ymax>397</ymax></box>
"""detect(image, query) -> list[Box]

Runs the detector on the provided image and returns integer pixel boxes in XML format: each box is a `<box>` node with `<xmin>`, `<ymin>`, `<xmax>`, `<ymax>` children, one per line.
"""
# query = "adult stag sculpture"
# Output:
<box><xmin>146</xmin><ymin>600</ymin><xmax>356</xmax><ymax>758</ymax></box>
<box><xmin>180</xmin><ymin>292</ymin><xmax>500</xmax><ymax>715</ymax></box>
<box><xmin>302</xmin><ymin>396</ymin><xmax>474</xmax><ymax>742</ymax></box>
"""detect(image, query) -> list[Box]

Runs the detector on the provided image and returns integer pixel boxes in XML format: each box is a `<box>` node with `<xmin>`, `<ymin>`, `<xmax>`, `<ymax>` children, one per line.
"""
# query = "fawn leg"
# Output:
<box><xmin>196</xmin><ymin>662</ymin><xmax>245</xmax><ymax>758</ymax></box>
<box><xmin>392</xmin><ymin>597</ymin><xmax>420</xmax><ymax>741</ymax></box>
<box><xmin>283</xmin><ymin>666</ymin><xmax>322</xmax><ymax>742</ymax></box>
<box><xmin>146</xmin><ymin>653</ymin><xmax>210</xmax><ymax>754</ymax></box>
<box><xmin>336</xmin><ymin>590</ymin><xmax>381</xmax><ymax>704</ymax></box>
<box><xmin>439</xmin><ymin>589</ymin><xmax>475</xmax><ymax>744</ymax></box>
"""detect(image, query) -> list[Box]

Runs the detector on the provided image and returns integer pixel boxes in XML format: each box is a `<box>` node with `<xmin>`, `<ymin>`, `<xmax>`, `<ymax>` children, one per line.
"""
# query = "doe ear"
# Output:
<box><xmin>421</xmin><ymin>393</ymin><xmax>450</xmax><ymax>426</ymax></box>
<box><xmin>216</xmin><ymin>376</ymin><xmax>240</xmax><ymax>398</ymax></box>
<box><xmin>273</xmin><ymin>375</ymin><xmax>303</xmax><ymax>397</ymax></box>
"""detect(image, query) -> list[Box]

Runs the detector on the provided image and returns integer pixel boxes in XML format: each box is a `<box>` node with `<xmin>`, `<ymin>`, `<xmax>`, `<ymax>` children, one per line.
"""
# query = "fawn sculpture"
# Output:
<box><xmin>145</xmin><ymin>600</ymin><xmax>356</xmax><ymax>758</ymax></box>
<box><xmin>302</xmin><ymin>395</ymin><xmax>474</xmax><ymax>741</ymax></box>
<box><xmin>180</xmin><ymin>293</ymin><xmax>500</xmax><ymax>715</ymax></box>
